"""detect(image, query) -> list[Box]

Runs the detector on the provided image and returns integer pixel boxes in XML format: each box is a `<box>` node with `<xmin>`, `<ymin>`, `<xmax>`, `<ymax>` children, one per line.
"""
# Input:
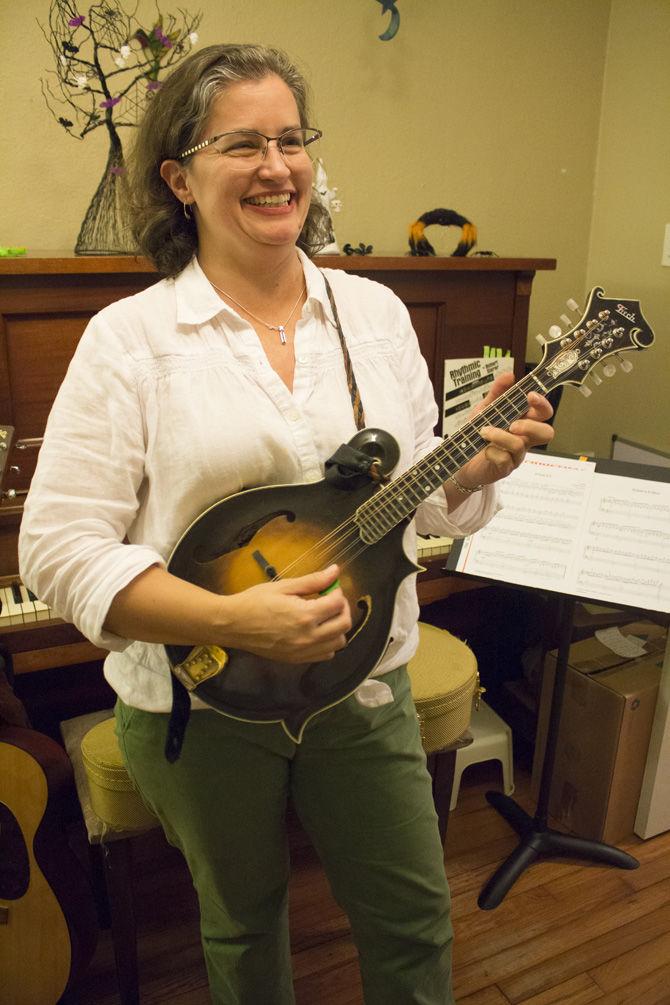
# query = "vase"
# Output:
<box><xmin>75</xmin><ymin>134</ymin><xmax>137</xmax><ymax>255</ymax></box>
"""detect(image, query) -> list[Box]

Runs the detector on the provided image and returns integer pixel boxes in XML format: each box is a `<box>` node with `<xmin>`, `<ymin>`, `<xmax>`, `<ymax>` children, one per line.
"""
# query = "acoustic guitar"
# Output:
<box><xmin>0</xmin><ymin>724</ymin><xmax>98</xmax><ymax>1004</ymax></box>
<box><xmin>165</xmin><ymin>287</ymin><xmax>655</xmax><ymax>741</ymax></box>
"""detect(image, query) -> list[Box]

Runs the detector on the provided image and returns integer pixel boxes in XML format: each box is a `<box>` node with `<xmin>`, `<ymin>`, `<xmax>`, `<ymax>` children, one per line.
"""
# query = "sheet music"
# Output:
<box><xmin>575</xmin><ymin>473</ymin><xmax>670</xmax><ymax>611</ymax></box>
<box><xmin>451</xmin><ymin>453</ymin><xmax>670</xmax><ymax>614</ymax></box>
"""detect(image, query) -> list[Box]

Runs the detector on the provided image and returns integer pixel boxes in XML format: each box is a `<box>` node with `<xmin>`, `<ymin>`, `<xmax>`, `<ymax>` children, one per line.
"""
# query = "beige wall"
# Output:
<box><xmin>2</xmin><ymin>1</ymin><xmax>665</xmax><ymax>458</ymax></box>
<box><xmin>554</xmin><ymin>0</ymin><xmax>670</xmax><ymax>458</ymax></box>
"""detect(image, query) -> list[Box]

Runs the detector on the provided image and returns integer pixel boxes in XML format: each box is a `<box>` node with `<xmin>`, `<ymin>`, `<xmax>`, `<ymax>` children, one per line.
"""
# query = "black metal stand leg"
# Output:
<box><xmin>478</xmin><ymin>595</ymin><xmax>639</xmax><ymax>911</ymax></box>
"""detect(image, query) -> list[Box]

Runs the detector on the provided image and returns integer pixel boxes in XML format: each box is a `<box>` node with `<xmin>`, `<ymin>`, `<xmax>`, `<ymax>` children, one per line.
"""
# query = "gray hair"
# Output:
<box><xmin>126</xmin><ymin>44</ymin><xmax>330</xmax><ymax>277</ymax></box>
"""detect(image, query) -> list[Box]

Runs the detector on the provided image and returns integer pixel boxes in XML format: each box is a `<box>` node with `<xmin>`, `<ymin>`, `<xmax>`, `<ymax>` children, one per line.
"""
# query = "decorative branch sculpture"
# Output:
<box><xmin>39</xmin><ymin>1</ymin><xmax>201</xmax><ymax>254</ymax></box>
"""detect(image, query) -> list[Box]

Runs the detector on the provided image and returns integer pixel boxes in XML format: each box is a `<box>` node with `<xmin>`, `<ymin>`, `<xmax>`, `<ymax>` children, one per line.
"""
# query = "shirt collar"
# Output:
<box><xmin>173</xmin><ymin>250</ymin><xmax>337</xmax><ymax>328</ymax></box>
<box><xmin>299</xmin><ymin>249</ymin><xmax>337</xmax><ymax>327</ymax></box>
<box><xmin>173</xmin><ymin>257</ymin><xmax>233</xmax><ymax>326</ymax></box>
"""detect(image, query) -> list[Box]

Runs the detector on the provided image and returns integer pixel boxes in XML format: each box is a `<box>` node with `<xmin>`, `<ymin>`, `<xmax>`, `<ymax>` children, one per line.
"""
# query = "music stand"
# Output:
<box><xmin>444</xmin><ymin>450</ymin><xmax>670</xmax><ymax>909</ymax></box>
<box><xmin>477</xmin><ymin>593</ymin><xmax>638</xmax><ymax>910</ymax></box>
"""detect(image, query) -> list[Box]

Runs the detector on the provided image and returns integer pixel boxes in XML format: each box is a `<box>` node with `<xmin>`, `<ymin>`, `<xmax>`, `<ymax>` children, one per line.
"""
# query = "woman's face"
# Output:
<box><xmin>179</xmin><ymin>74</ymin><xmax>314</xmax><ymax>264</ymax></box>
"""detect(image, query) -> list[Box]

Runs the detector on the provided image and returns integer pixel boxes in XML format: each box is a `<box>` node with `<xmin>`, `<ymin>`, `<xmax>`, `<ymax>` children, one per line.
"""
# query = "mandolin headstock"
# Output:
<box><xmin>532</xmin><ymin>287</ymin><xmax>655</xmax><ymax>397</ymax></box>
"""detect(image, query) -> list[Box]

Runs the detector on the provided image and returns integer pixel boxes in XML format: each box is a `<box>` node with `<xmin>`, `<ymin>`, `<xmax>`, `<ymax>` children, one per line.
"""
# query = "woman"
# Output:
<box><xmin>20</xmin><ymin>44</ymin><xmax>554</xmax><ymax>1004</ymax></box>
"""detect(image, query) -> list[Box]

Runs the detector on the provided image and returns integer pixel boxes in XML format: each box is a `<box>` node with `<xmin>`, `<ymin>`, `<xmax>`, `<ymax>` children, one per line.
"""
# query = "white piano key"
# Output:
<box><xmin>2</xmin><ymin>584</ymin><xmax>25</xmax><ymax>625</ymax></box>
<box><xmin>17</xmin><ymin>583</ymin><xmax>38</xmax><ymax>623</ymax></box>
<box><xmin>33</xmin><ymin>596</ymin><xmax>52</xmax><ymax>622</ymax></box>
<box><xmin>0</xmin><ymin>587</ymin><xmax>13</xmax><ymax>626</ymax></box>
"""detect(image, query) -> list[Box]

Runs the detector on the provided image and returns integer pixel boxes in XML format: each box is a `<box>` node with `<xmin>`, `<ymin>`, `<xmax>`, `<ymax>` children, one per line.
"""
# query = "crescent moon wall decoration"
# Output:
<box><xmin>376</xmin><ymin>0</ymin><xmax>400</xmax><ymax>41</ymax></box>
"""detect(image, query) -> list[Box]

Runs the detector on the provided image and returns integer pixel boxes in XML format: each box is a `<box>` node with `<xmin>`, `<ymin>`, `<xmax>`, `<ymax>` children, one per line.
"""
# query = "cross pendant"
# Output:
<box><xmin>270</xmin><ymin>324</ymin><xmax>287</xmax><ymax>345</ymax></box>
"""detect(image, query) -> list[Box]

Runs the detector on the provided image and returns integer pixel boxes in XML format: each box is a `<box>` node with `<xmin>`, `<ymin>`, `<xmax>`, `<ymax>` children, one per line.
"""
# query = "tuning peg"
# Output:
<box><xmin>617</xmin><ymin>354</ymin><xmax>633</xmax><ymax>373</ymax></box>
<box><xmin>567</xmin><ymin>298</ymin><xmax>580</xmax><ymax>312</ymax></box>
<box><xmin>591</xmin><ymin>371</ymin><xmax>603</xmax><ymax>386</ymax></box>
<box><xmin>560</xmin><ymin>314</ymin><xmax>572</xmax><ymax>327</ymax></box>
<box><xmin>579</xmin><ymin>384</ymin><xmax>592</xmax><ymax>397</ymax></box>
<box><xmin>535</xmin><ymin>333</ymin><xmax>546</xmax><ymax>346</ymax></box>
<box><xmin>603</xmin><ymin>363</ymin><xmax>616</xmax><ymax>378</ymax></box>
<box><xmin>548</xmin><ymin>324</ymin><xmax>562</xmax><ymax>339</ymax></box>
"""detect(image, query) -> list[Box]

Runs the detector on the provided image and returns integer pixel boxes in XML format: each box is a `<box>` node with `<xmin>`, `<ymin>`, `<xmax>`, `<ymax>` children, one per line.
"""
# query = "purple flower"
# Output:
<box><xmin>146</xmin><ymin>80</ymin><xmax>162</xmax><ymax>91</ymax></box>
<box><xmin>68</xmin><ymin>15</ymin><xmax>85</xmax><ymax>27</ymax></box>
<box><xmin>109</xmin><ymin>166</ymin><xmax>126</xmax><ymax>176</ymax></box>
<box><xmin>100</xmin><ymin>96</ymin><xmax>121</xmax><ymax>108</ymax></box>
<box><xmin>153</xmin><ymin>26</ymin><xmax>172</xmax><ymax>47</ymax></box>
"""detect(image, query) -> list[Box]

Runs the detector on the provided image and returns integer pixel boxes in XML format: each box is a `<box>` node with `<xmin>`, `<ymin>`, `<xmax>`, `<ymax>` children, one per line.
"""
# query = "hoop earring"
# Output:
<box><xmin>183</xmin><ymin>201</ymin><xmax>192</xmax><ymax>220</ymax></box>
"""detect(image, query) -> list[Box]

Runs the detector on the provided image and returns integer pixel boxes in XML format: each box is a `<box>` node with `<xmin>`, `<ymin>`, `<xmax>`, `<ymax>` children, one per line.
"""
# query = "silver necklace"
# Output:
<box><xmin>209</xmin><ymin>277</ymin><xmax>306</xmax><ymax>345</ymax></box>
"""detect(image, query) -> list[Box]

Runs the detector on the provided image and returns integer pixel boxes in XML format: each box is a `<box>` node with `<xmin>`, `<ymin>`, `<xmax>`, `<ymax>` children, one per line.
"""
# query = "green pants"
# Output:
<box><xmin>115</xmin><ymin>666</ymin><xmax>454</xmax><ymax>1004</ymax></box>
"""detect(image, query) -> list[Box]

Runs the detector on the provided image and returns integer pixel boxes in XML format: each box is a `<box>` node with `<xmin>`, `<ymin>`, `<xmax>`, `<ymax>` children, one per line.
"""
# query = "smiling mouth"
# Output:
<box><xmin>244</xmin><ymin>193</ymin><xmax>294</xmax><ymax>207</ymax></box>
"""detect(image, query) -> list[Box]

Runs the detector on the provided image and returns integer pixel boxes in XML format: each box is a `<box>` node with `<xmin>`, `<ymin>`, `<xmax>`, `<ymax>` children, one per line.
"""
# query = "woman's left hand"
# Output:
<box><xmin>453</xmin><ymin>371</ymin><xmax>555</xmax><ymax>492</ymax></box>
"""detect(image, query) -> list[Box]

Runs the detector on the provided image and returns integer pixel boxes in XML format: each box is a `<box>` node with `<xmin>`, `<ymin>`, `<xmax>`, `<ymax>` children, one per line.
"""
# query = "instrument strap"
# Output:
<box><xmin>165</xmin><ymin>271</ymin><xmax>366</xmax><ymax>761</ymax></box>
<box><xmin>321</xmin><ymin>273</ymin><xmax>366</xmax><ymax>431</ymax></box>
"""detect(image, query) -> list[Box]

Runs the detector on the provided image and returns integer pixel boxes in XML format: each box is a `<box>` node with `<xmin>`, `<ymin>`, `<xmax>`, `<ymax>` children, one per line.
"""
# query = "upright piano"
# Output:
<box><xmin>0</xmin><ymin>253</ymin><xmax>555</xmax><ymax>687</ymax></box>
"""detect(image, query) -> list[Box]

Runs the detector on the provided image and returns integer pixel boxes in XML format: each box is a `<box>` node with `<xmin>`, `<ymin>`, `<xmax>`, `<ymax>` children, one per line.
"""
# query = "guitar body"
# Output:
<box><xmin>167</xmin><ymin>476</ymin><xmax>418</xmax><ymax>740</ymax></box>
<box><xmin>0</xmin><ymin>726</ymin><xmax>98</xmax><ymax>1004</ymax></box>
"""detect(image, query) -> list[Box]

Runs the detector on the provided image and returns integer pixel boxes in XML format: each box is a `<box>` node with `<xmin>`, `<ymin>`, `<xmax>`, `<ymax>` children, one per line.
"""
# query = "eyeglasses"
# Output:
<box><xmin>178</xmin><ymin>127</ymin><xmax>322</xmax><ymax>165</ymax></box>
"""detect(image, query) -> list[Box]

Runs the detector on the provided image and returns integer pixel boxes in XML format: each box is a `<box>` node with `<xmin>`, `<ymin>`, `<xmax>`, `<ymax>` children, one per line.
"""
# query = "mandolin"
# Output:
<box><xmin>166</xmin><ymin>287</ymin><xmax>655</xmax><ymax>741</ymax></box>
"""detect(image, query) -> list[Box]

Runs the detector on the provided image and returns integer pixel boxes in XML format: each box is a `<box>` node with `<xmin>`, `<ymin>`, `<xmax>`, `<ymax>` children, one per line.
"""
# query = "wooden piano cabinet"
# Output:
<box><xmin>0</xmin><ymin>252</ymin><xmax>555</xmax><ymax>651</ymax></box>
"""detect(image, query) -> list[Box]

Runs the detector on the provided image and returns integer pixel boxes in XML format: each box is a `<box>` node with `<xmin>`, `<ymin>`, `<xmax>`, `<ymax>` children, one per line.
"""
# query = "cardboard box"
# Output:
<box><xmin>532</xmin><ymin>621</ymin><xmax>666</xmax><ymax>844</ymax></box>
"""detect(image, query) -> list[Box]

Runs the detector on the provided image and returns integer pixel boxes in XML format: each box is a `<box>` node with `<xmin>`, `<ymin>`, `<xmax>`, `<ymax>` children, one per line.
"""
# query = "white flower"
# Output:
<box><xmin>75</xmin><ymin>73</ymin><xmax>88</xmax><ymax>89</ymax></box>
<box><xmin>114</xmin><ymin>55</ymin><xmax>127</xmax><ymax>68</ymax></box>
<box><xmin>120</xmin><ymin>44</ymin><xmax>131</xmax><ymax>58</ymax></box>
<box><xmin>189</xmin><ymin>31</ymin><xmax>199</xmax><ymax>44</ymax></box>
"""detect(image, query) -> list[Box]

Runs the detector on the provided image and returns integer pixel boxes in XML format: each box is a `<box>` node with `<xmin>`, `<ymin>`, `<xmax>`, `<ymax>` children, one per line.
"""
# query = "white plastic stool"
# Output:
<box><xmin>450</xmin><ymin>700</ymin><xmax>514</xmax><ymax>810</ymax></box>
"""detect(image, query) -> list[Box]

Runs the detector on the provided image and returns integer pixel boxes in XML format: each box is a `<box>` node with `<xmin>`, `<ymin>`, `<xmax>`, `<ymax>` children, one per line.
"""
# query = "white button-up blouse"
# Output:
<box><xmin>19</xmin><ymin>251</ymin><xmax>499</xmax><ymax>713</ymax></box>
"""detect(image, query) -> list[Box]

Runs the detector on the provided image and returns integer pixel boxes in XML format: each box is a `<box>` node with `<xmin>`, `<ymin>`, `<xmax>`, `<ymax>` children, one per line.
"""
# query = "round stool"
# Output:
<box><xmin>61</xmin><ymin>711</ymin><xmax>159</xmax><ymax>1005</ymax></box>
<box><xmin>407</xmin><ymin>623</ymin><xmax>480</xmax><ymax>842</ymax></box>
<box><xmin>81</xmin><ymin>717</ymin><xmax>157</xmax><ymax>832</ymax></box>
<box><xmin>408</xmin><ymin>622</ymin><xmax>480</xmax><ymax>753</ymax></box>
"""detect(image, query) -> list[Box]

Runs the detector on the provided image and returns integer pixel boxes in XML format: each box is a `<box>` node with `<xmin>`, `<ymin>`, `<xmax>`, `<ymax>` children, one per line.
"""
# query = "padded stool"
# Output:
<box><xmin>450</xmin><ymin>699</ymin><xmax>514</xmax><ymax>811</ymax></box>
<box><xmin>407</xmin><ymin>622</ymin><xmax>480</xmax><ymax>842</ymax></box>
<box><xmin>60</xmin><ymin>709</ymin><xmax>160</xmax><ymax>1005</ymax></box>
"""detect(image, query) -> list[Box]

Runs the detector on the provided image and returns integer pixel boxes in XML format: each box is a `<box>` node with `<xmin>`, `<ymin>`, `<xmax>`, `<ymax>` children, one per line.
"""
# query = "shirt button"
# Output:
<box><xmin>287</xmin><ymin>409</ymin><xmax>300</xmax><ymax>422</ymax></box>
<box><xmin>297</xmin><ymin>356</ymin><xmax>308</xmax><ymax>365</ymax></box>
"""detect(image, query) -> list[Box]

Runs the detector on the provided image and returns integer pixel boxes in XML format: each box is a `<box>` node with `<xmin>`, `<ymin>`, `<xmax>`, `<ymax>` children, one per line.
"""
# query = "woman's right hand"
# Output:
<box><xmin>220</xmin><ymin>564</ymin><xmax>352</xmax><ymax>663</ymax></box>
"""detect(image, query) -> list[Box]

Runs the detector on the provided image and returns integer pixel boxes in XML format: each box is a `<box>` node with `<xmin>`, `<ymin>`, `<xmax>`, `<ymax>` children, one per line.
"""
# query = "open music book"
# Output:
<box><xmin>446</xmin><ymin>451</ymin><xmax>670</xmax><ymax>615</ymax></box>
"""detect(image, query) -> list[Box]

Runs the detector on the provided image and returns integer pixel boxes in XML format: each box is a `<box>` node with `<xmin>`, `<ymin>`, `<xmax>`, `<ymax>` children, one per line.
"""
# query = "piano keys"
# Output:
<box><xmin>417</xmin><ymin>534</ymin><xmax>453</xmax><ymax>559</ymax></box>
<box><xmin>0</xmin><ymin>580</ymin><xmax>51</xmax><ymax>625</ymax></box>
<box><xmin>0</xmin><ymin>576</ymin><xmax>106</xmax><ymax>676</ymax></box>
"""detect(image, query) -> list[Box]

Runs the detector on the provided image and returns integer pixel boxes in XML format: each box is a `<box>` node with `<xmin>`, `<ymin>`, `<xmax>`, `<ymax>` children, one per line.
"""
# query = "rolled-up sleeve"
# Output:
<box><xmin>18</xmin><ymin>315</ymin><xmax>165</xmax><ymax>650</ymax></box>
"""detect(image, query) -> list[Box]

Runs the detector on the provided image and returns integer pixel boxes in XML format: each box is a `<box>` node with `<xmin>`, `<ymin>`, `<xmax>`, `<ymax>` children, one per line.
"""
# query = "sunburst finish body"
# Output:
<box><xmin>167</xmin><ymin>478</ymin><xmax>417</xmax><ymax>740</ymax></box>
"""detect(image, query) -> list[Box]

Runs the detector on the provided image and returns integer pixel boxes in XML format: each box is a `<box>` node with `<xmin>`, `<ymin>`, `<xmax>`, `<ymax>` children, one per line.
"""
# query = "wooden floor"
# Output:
<box><xmin>73</xmin><ymin>759</ymin><xmax>670</xmax><ymax>1005</ymax></box>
